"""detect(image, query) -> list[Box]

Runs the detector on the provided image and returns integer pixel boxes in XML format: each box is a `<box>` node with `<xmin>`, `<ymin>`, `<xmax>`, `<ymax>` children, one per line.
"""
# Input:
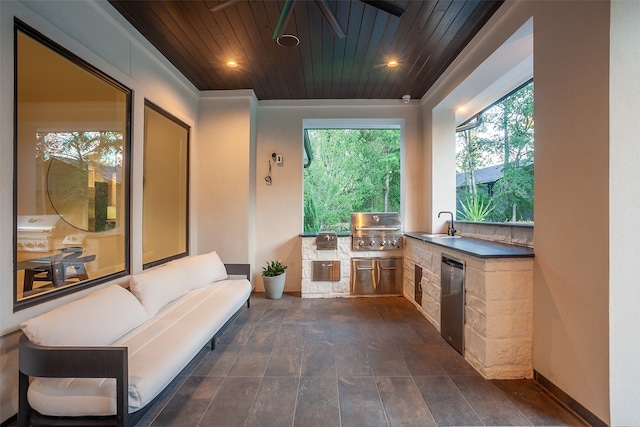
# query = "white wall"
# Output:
<box><xmin>430</xmin><ymin>108</ymin><xmax>456</xmax><ymax>233</ymax></box>
<box><xmin>420</xmin><ymin>1</ymin><xmax>624</xmax><ymax>424</ymax></box>
<box><xmin>196</xmin><ymin>90</ymin><xmax>257</xmax><ymax>270</ymax></box>
<box><xmin>254</xmin><ymin>100</ymin><xmax>421</xmax><ymax>292</ymax></box>
<box><xmin>533</xmin><ymin>1</ymin><xmax>610</xmax><ymax>422</ymax></box>
<box><xmin>0</xmin><ymin>0</ymin><xmax>199</xmax><ymax>421</ymax></box>
<box><xmin>609</xmin><ymin>1</ymin><xmax>640</xmax><ymax>424</ymax></box>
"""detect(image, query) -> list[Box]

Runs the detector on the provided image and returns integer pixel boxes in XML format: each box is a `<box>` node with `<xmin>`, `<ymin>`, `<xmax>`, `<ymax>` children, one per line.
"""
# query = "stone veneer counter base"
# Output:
<box><xmin>301</xmin><ymin>235</ymin><xmax>402</xmax><ymax>298</ymax></box>
<box><xmin>404</xmin><ymin>234</ymin><xmax>534</xmax><ymax>380</ymax></box>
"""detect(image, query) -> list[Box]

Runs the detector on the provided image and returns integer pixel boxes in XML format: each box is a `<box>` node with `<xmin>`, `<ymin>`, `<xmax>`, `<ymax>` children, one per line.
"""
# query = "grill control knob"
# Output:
<box><xmin>369</xmin><ymin>240</ymin><xmax>376</xmax><ymax>246</ymax></box>
<box><xmin>381</xmin><ymin>240</ymin><xmax>387</xmax><ymax>246</ymax></box>
<box><xmin>358</xmin><ymin>240</ymin><xmax>365</xmax><ymax>246</ymax></box>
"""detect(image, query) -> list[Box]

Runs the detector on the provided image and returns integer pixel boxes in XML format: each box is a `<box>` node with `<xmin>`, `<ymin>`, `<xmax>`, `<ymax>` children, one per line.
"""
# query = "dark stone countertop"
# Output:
<box><xmin>299</xmin><ymin>232</ymin><xmax>351</xmax><ymax>237</ymax></box>
<box><xmin>404</xmin><ymin>232</ymin><xmax>534</xmax><ymax>259</ymax></box>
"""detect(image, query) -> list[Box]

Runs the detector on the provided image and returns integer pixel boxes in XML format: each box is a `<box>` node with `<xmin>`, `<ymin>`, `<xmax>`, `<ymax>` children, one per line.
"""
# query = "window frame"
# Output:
<box><xmin>456</xmin><ymin>79</ymin><xmax>534</xmax><ymax>129</ymax></box>
<box><xmin>142</xmin><ymin>100</ymin><xmax>190</xmax><ymax>269</ymax></box>
<box><xmin>13</xmin><ymin>20</ymin><xmax>132</xmax><ymax>311</ymax></box>
<box><xmin>302</xmin><ymin>121</ymin><xmax>403</xmax><ymax>232</ymax></box>
<box><xmin>454</xmin><ymin>79</ymin><xmax>534</xmax><ymax>224</ymax></box>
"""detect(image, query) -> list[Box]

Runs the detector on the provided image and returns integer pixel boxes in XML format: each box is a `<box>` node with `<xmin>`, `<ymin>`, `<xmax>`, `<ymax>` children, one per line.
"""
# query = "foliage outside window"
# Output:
<box><xmin>143</xmin><ymin>102</ymin><xmax>189</xmax><ymax>267</ymax></box>
<box><xmin>456</xmin><ymin>81</ymin><xmax>534</xmax><ymax>223</ymax></box>
<box><xmin>14</xmin><ymin>22</ymin><xmax>130</xmax><ymax>308</ymax></box>
<box><xmin>303</xmin><ymin>129</ymin><xmax>400</xmax><ymax>232</ymax></box>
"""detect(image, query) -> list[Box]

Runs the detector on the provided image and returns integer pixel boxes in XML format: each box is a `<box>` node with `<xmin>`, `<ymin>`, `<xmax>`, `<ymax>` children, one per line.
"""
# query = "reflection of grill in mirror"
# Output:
<box><xmin>17</xmin><ymin>215</ymin><xmax>59</xmax><ymax>253</ymax></box>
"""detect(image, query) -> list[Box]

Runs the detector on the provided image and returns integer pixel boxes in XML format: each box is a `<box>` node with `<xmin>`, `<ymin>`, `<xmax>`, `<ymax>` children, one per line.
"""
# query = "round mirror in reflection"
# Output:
<box><xmin>46</xmin><ymin>158</ymin><xmax>92</xmax><ymax>231</ymax></box>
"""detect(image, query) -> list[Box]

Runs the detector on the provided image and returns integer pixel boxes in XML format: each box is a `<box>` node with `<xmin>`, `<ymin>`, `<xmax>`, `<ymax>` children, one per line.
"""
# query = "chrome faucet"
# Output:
<box><xmin>438</xmin><ymin>211</ymin><xmax>456</xmax><ymax>236</ymax></box>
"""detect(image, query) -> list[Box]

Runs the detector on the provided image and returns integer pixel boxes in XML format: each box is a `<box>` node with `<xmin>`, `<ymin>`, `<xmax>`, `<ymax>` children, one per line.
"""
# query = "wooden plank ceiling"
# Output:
<box><xmin>108</xmin><ymin>0</ymin><xmax>503</xmax><ymax>100</ymax></box>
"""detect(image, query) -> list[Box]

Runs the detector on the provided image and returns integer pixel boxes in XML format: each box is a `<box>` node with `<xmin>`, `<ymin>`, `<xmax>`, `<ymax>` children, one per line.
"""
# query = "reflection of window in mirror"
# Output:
<box><xmin>143</xmin><ymin>102</ymin><xmax>189</xmax><ymax>268</ymax></box>
<box><xmin>14</xmin><ymin>21</ymin><xmax>130</xmax><ymax>309</ymax></box>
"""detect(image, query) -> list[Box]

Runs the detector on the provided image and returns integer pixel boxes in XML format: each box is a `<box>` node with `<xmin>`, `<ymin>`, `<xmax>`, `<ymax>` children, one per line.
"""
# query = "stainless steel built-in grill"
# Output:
<box><xmin>350</xmin><ymin>212</ymin><xmax>403</xmax><ymax>295</ymax></box>
<box><xmin>350</xmin><ymin>212</ymin><xmax>403</xmax><ymax>251</ymax></box>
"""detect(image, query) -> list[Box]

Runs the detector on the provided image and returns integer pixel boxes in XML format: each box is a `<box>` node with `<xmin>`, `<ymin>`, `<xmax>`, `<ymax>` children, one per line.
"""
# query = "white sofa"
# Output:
<box><xmin>18</xmin><ymin>251</ymin><xmax>252</xmax><ymax>427</ymax></box>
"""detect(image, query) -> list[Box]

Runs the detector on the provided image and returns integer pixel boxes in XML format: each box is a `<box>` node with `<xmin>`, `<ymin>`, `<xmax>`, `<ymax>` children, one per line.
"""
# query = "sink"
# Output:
<box><xmin>420</xmin><ymin>234</ymin><xmax>462</xmax><ymax>239</ymax></box>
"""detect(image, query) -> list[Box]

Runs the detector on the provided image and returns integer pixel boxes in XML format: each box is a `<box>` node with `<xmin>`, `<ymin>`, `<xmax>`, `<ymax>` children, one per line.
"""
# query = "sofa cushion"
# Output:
<box><xmin>169</xmin><ymin>251</ymin><xmax>228</xmax><ymax>289</ymax></box>
<box><xmin>27</xmin><ymin>279</ymin><xmax>253</xmax><ymax>417</ymax></box>
<box><xmin>20</xmin><ymin>285</ymin><xmax>148</xmax><ymax>346</ymax></box>
<box><xmin>130</xmin><ymin>263</ymin><xmax>189</xmax><ymax>317</ymax></box>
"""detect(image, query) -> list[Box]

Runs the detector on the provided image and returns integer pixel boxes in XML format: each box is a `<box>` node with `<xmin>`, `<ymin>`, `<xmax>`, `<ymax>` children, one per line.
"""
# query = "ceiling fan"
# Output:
<box><xmin>209</xmin><ymin>0</ymin><xmax>405</xmax><ymax>40</ymax></box>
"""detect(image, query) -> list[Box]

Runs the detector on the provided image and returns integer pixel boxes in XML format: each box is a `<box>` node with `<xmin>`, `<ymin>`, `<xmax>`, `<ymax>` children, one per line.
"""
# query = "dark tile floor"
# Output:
<box><xmin>135</xmin><ymin>293</ymin><xmax>588</xmax><ymax>427</ymax></box>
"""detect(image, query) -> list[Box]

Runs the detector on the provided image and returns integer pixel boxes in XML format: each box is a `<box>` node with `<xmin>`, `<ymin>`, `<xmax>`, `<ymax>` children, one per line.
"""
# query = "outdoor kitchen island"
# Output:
<box><xmin>301</xmin><ymin>213</ymin><xmax>404</xmax><ymax>298</ymax></box>
<box><xmin>403</xmin><ymin>232</ymin><xmax>534</xmax><ymax>379</ymax></box>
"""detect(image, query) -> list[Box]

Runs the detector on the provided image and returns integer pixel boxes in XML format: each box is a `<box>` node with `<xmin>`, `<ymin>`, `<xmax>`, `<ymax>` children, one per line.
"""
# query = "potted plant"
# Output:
<box><xmin>261</xmin><ymin>260</ymin><xmax>287</xmax><ymax>299</ymax></box>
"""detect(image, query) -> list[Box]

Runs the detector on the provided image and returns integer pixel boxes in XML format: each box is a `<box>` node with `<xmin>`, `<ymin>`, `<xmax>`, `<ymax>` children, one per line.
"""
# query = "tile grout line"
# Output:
<box><xmin>448</xmin><ymin>374</ymin><xmax>489</xmax><ymax>427</ymax></box>
<box><xmin>241</xmin><ymin>298</ymin><xmax>273</xmax><ymax>427</ymax></box>
<box><xmin>491</xmin><ymin>382</ymin><xmax>536</xmax><ymax>427</ymax></box>
<box><xmin>331</xmin><ymin>310</ymin><xmax>343</xmax><ymax>427</ymax></box>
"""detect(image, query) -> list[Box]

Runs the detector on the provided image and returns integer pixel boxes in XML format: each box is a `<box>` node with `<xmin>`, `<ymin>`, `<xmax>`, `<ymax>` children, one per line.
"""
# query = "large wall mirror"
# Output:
<box><xmin>14</xmin><ymin>21</ymin><xmax>130</xmax><ymax>309</ymax></box>
<box><xmin>143</xmin><ymin>102</ymin><xmax>189</xmax><ymax>268</ymax></box>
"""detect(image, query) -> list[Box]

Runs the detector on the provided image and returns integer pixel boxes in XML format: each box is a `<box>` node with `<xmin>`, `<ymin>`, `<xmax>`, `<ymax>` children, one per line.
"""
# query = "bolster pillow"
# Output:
<box><xmin>169</xmin><ymin>251</ymin><xmax>228</xmax><ymax>290</ymax></box>
<box><xmin>129</xmin><ymin>263</ymin><xmax>190</xmax><ymax>317</ymax></box>
<box><xmin>20</xmin><ymin>285</ymin><xmax>148</xmax><ymax>346</ymax></box>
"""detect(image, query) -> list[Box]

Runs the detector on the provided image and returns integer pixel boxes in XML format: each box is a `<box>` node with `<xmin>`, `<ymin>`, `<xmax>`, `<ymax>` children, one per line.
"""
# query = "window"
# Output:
<box><xmin>143</xmin><ymin>102</ymin><xmax>189</xmax><ymax>267</ymax></box>
<box><xmin>14</xmin><ymin>21</ymin><xmax>130</xmax><ymax>308</ymax></box>
<box><xmin>303</xmin><ymin>128</ymin><xmax>401</xmax><ymax>232</ymax></box>
<box><xmin>455</xmin><ymin>81</ymin><xmax>534</xmax><ymax>223</ymax></box>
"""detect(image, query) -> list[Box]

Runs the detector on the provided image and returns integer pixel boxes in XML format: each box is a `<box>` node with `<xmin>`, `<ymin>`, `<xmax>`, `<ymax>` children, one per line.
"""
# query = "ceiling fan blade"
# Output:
<box><xmin>209</xmin><ymin>0</ymin><xmax>243</xmax><ymax>14</ymax></box>
<box><xmin>315</xmin><ymin>0</ymin><xmax>346</xmax><ymax>39</ymax></box>
<box><xmin>272</xmin><ymin>0</ymin><xmax>297</xmax><ymax>39</ymax></box>
<box><xmin>360</xmin><ymin>0</ymin><xmax>405</xmax><ymax>17</ymax></box>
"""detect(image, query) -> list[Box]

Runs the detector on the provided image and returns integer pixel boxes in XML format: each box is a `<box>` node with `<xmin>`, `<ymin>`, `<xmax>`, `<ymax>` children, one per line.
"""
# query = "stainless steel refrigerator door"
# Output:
<box><xmin>440</xmin><ymin>255</ymin><xmax>465</xmax><ymax>355</ymax></box>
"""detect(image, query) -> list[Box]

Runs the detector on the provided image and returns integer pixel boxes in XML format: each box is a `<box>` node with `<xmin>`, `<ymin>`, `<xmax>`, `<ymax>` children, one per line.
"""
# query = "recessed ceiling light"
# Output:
<box><xmin>226</xmin><ymin>60</ymin><xmax>238</xmax><ymax>68</ymax></box>
<box><xmin>387</xmin><ymin>60</ymin><xmax>399</xmax><ymax>68</ymax></box>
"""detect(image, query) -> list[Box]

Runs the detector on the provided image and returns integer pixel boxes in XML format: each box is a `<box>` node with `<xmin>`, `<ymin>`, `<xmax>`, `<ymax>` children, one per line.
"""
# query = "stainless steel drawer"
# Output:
<box><xmin>312</xmin><ymin>260</ymin><xmax>340</xmax><ymax>281</ymax></box>
<box><xmin>316</xmin><ymin>232</ymin><xmax>338</xmax><ymax>250</ymax></box>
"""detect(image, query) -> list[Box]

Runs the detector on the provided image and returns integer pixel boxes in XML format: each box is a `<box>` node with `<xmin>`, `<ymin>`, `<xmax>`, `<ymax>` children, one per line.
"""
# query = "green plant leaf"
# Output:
<box><xmin>458</xmin><ymin>195</ymin><xmax>494</xmax><ymax>222</ymax></box>
<box><xmin>261</xmin><ymin>260</ymin><xmax>288</xmax><ymax>277</ymax></box>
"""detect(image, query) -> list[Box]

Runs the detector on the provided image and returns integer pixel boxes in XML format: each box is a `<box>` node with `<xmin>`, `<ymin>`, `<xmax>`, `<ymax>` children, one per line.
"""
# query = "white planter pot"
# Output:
<box><xmin>263</xmin><ymin>272</ymin><xmax>286</xmax><ymax>299</ymax></box>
